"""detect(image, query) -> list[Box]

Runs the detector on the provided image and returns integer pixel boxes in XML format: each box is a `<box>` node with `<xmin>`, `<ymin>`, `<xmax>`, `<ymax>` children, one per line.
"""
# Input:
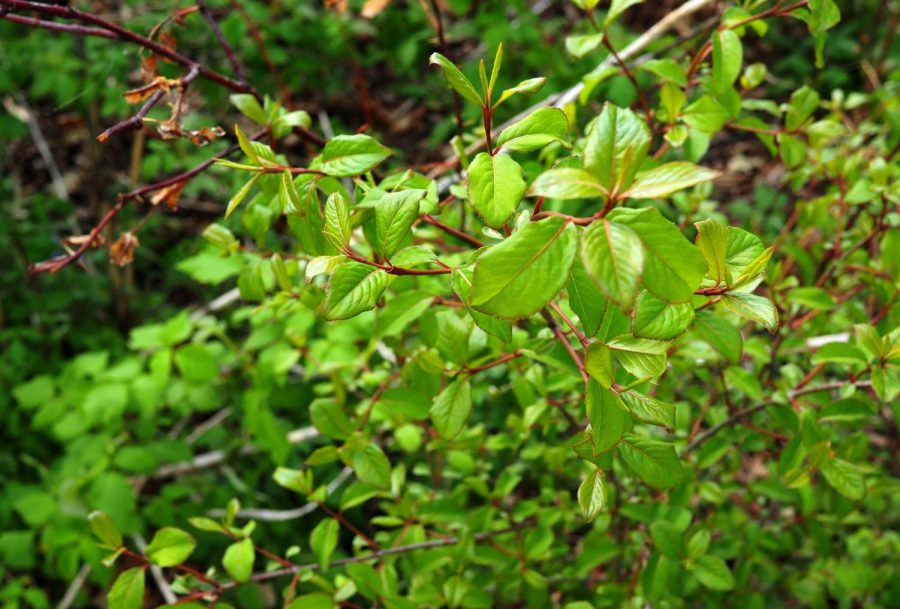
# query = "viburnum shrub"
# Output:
<box><xmin>4</xmin><ymin>0</ymin><xmax>898</xmax><ymax>607</ymax></box>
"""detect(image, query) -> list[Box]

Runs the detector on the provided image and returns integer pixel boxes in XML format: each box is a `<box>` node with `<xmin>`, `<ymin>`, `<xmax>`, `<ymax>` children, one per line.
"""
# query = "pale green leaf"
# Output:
<box><xmin>323</xmin><ymin>192</ymin><xmax>351</xmax><ymax>251</ymax></box>
<box><xmin>577</xmin><ymin>468</ymin><xmax>607</xmax><ymax>521</ymax></box>
<box><xmin>585</xmin><ymin>342</ymin><xmax>614</xmax><ymax>388</ymax></box>
<box><xmin>606</xmin><ymin>336</ymin><xmax>670</xmax><ymax>380</ymax></box>
<box><xmin>467</xmin><ymin>153</ymin><xmax>526</xmax><ymax>228</ymax></box>
<box><xmin>820</xmin><ymin>458</ymin><xmax>865</xmax><ymax>500</ymax></box>
<box><xmin>682</xmin><ymin>95</ymin><xmax>729</xmax><ymax>133</ymax></box>
<box><xmin>89</xmin><ymin>511</ymin><xmax>122</xmax><ymax>548</ymax></box>
<box><xmin>638</xmin><ymin>59</ymin><xmax>686</xmax><ymax>87</ymax></box>
<box><xmin>585</xmin><ymin>103</ymin><xmax>651</xmax><ymax>192</ymax></box>
<box><xmin>310</xmin><ymin>518</ymin><xmax>339</xmax><ymax>570</ymax></box>
<box><xmin>580</xmin><ymin>219</ymin><xmax>644</xmax><ymax>309</ymax></box>
<box><xmin>712</xmin><ymin>29</ymin><xmax>743</xmax><ymax>92</ymax></box>
<box><xmin>586</xmin><ymin>381</ymin><xmax>628</xmax><ymax>453</ymax></box>
<box><xmin>495</xmin><ymin>77</ymin><xmax>547</xmax><ymax>106</ymax></box>
<box><xmin>429</xmin><ymin>53</ymin><xmax>483</xmax><ymax>105</ymax></box>
<box><xmin>632</xmin><ymin>292</ymin><xmax>694</xmax><ymax>340</ymax></box>
<box><xmin>623</xmin><ymin>162</ymin><xmax>719</xmax><ymax>199</ymax></box>
<box><xmin>496</xmin><ymin>108</ymin><xmax>570</xmax><ymax>152</ymax></box>
<box><xmin>351</xmin><ymin>444</ymin><xmax>391</xmax><ymax>489</ymax></box>
<box><xmin>528</xmin><ymin>168</ymin><xmax>608</xmax><ymax>200</ymax></box>
<box><xmin>107</xmin><ymin>567</ymin><xmax>144</xmax><ymax>609</ymax></box>
<box><xmin>619</xmin><ymin>390</ymin><xmax>675</xmax><ymax>428</ymax></box>
<box><xmin>606</xmin><ymin>0</ymin><xmax>645</xmax><ymax>26</ymax></box>
<box><xmin>566</xmin><ymin>33</ymin><xmax>604</xmax><ymax>58</ymax></box>
<box><xmin>470</xmin><ymin>217</ymin><xmax>577</xmax><ymax>319</ymax></box>
<box><xmin>222</xmin><ymin>538</ymin><xmax>254</xmax><ymax>583</ymax></box>
<box><xmin>695</xmin><ymin>219</ymin><xmax>729</xmax><ymax>285</ymax></box>
<box><xmin>430</xmin><ymin>378</ymin><xmax>472</xmax><ymax>439</ymax></box>
<box><xmin>324</xmin><ymin>261</ymin><xmax>394</xmax><ymax>321</ymax></box>
<box><xmin>145</xmin><ymin>527</ymin><xmax>196</xmax><ymax>567</ymax></box>
<box><xmin>320</xmin><ymin>134</ymin><xmax>391</xmax><ymax>177</ymax></box>
<box><xmin>721</xmin><ymin>292</ymin><xmax>778</xmax><ymax>331</ymax></box>
<box><xmin>375</xmin><ymin>189</ymin><xmax>425</xmax><ymax>257</ymax></box>
<box><xmin>225</xmin><ymin>173</ymin><xmax>262</xmax><ymax>218</ymax></box>
<box><xmin>690</xmin><ymin>555</ymin><xmax>735</xmax><ymax>591</ymax></box>
<box><xmin>618</xmin><ymin>433</ymin><xmax>684</xmax><ymax>488</ymax></box>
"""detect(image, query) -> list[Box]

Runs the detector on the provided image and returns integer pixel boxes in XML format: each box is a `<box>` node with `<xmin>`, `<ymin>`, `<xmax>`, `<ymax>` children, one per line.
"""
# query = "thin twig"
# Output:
<box><xmin>132</xmin><ymin>534</ymin><xmax>177</xmax><ymax>605</ymax></box>
<box><xmin>197</xmin><ymin>0</ymin><xmax>248</xmax><ymax>85</ymax></box>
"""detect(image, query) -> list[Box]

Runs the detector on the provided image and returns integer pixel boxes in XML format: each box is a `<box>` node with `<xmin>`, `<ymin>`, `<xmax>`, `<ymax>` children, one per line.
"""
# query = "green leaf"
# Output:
<box><xmin>650</xmin><ymin>521</ymin><xmax>684</xmax><ymax>559</ymax></box>
<box><xmin>488</xmin><ymin>43</ymin><xmax>503</xmax><ymax>97</ymax></box>
<box><xmin>682</xmin><ymin>95</ymin><xmax>729</xmax><ymax>133</ymax></box>
<box><xmin>234</xmin><ymin>123</ymin><xmax>260</xmax><ymax>164</ymax></box>
<box><xmin>107</xmin><ymin>567</ymin><xmax>144</xmax><ymax>609</ymax></box>
<box><xmin>496</xmin><ymin>108</ymin><xmax>570</xmax><ymax>152</ymax></box>
<box><xmin>495</xmin><ymin>77</ymin><xmax>547</xmax><ymax>107</ymax></box>
<box><xmin>88</xmin><ymin>511</ymin><xmax>122</xmax><ymax>548</ymax></box>
<box><xmin>230</xmin><ymin>94</ymin><xmax>267</xmax><ymax>124</ymax></box>
<box><xmin>584</xmin><ymin>103</ymin><xmax>651</xmax><ymax>192</ymax></box>
<box><xmin>452</xmin><ymin>267</ymin><xmax>513</xmax><ymax>342</ymax></box>
<box><xmin>323</xmin><ymin>192</ymin><xmax>351</xmax><ymax>252</ymax></box>
<box><xmin>287</xmin><ymin>593</ymin><xmax>336</xmax><ymax>609</ymax></box>
<box><xmin>586</xmin><ymin>381</ymin><xmax>627</xmax><ymax>453</ymax></box>
<box><xmin>610</xmin><ymin>207</ymin><xmax>707</xmax><ymax>303</ymax></box>
<box><xmin>687</xmin><ymin>529</ymin><xmax>711</xmax><ymax>559</ymax></box>
<box><xmin>623</xmin><ymin>162</ymin><xmax>719</xmax><ymax>200</ymax></box>
<box><xmin>222</xmin><ymin>538</ymin><xmax>254</xmax><ymax>583</ymax></box>
<box><xmin>429</xmin><ymin>53</ymin><xmax>483</xmax><ymax>105</ymax></box>
<box><xmin>693</xmin><ymin>311</ymin><xmax>743</xmax><ymax>364</ymax></box>
<box><xmin>690</xmin><ymin>555</ymin><xmax>735</xmax><ymax>591</ymax></box>
<box><xmin>695</xmin><ymin>219</ymin><xmax>729</xmax><ymax>285</ymax></box>
<box><xmin>225</xmin><ymin>173</ymin><xmax>262</xmax><ymax>218</ymax></box>
<box><xmin>577</xmin><ymin>468</ymin><xmax>607</xmax><ymax>521</ymax></box>
<box><xmin>375</xmin><ymin>189</ymin><xmax>425</xmax><ymax>257</ymax></box>
<box><xmin>787</xmin><ymin>287</ymin><xmax>835</xmax><ymax>310</ymax></box>
<box><xmin>638</xmin><ymin>59</ymin><xmax>686</xmax><ymax>87</ymax></box>
<box><xmin>633</xmin><ymin>292</ymin><xmax>694</xmax><ymax>340</ymax></box>
<box><xmin>580</xmin><ymin>219</ymin><xmax>644</xmax><ymax>309</ymax></box>
<box><xmin>430</xmin><ymin>378</ymin><xmax>472</xmax><ymax>439</ymax></box>
<box><xmin>567</xmin><ymin>259</ymin><xmax>607</xmax><ymax>337</ymax></box>
<box><xmin>565</xmin><ymin>33</ymin><xmax>604</xmax><ymax>58</ymax></box>
<box><xmin>470</xmin><ymin>217</ymin><xmax>578</xmax><ymax>319</ymax></box>
<box><xmin>785</xmin><ymin>85</ymin><xmax>820</xmax><ymax>130</ymax></box>
<box><xmin>712</xmin><ymin>29</ymin><xmax>742</xmax><ymax>92</ymax></box>
<box><xmin>606</xmin><ymin>0</ymin><xmax>645</xmax><ymax>26</ymax></box>
<box><xmin>320</xmin><ymin>134</ymin><xmax>391</xmax><ymax>177</ymax></box>
<box><xmin>618</xmin><ymin>390</ymin><xmax>675</xmax><ymax>428</ymax></box>
<box><xmin>324</xmin><ymin>261</ymin><xmax>394</xmax><ymax>320</ymax></box>
<box><xmin>820</xmin><ymin>458</ymin><xmax>865</xmax><ymax>500</ymax></box>
<box><xmin>310</xmin><ymin>518</ymin><xmax>339</xmax><ymax>571</ymax></box>
<box><xmin>606</xmin><ymin>336</ymin><xmax>669</xmax><ymax>380</ymax></box>
<box><xmin>528</xmin><ymin>168</ymin><xmax>608</xmax><ymax>200</ymax></box>
<box><xmin>351</xmin><ymin>444</ymin><xmax>391</xmax><ymax>489</ymax></box>
<box><xmin>310</xmin><ymin>399</ymin><xmax>355</xmax><ymax>440</ymax></box>
<box><xmin>618</xmin><ymin>433</ymin><xmax>684</xmax><ymax>488</ymax></box>
<box><xmin>780</xmin><ymin>133</ymin><xmax>806</xmax><ymax>168</ymax></box>
<box><xmin>145</xmin><ymin>527</ymin><xmax>196</xmax><ymax>567</ymax></box>
<box><xmin>721</xmin><ymin>292</ymin><xmax>778</xmax><ymax>331</ymax></box>
<box><xmin>467</xmin><ymin>153</ymin><xmax>526</xmax><ymax>229</ymax></box>
<box><xmin>725</xmin><ymin>227</ymin><xmax>765</xmax><ymax>281</ymax></box>
<box><xmin>585</xmin><ymin>342</ymin><xmax>614</xmax><ymax>388</ymax></box>
<box><xmin>811</xmin><ymin>343</ymin><xmax>868</xmax><ymax>366</ymax></box>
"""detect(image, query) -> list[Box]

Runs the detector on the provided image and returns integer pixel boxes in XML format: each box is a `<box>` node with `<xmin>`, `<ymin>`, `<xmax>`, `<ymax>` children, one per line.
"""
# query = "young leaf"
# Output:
<box><xmin>618</xmin><ymin>433</ymin><xmax>684</xmax><ymax>488</ymax></box>
<box><xmin>785</xmin><ymin>86</ymin><xmax>820</xmax><ymax>130</ymax></box>
<box><xmin>430</xmin><ymin>378</ymin><xmax>472</xmax><ymax>439</ymax></box>
<box><xmin>225</xmin><ymin>173</ymin><xmax>262</xmax><ymax>218</ymax></box>
<box><xmin>584</xmin><ymin>103</ymin><xmax>651</xmax><ymax>192</ymax></box>
<box><xmin>496</xmin><ymin>108</ymin><xmax>570</xmax><ymax>152</ymax></box>
<box><xmin>712</xmin><ymin>29</ymin><xmax>743</xmax><ymax>92</ymax></box>
<box><xmin>638</xmin><ymin>59</ymin><xmax>687</xmax><ymax>87</ymax></box>
<box><xmin>324</xmin><ymin>261</ymin><xmax>394</xmax><ymax>320</ymax></box>
<box><xmin>324</xmin><ymin>192</ymin><xmax>351</xmax><ymax>251</ymax></box>
<box><xmin>494</xmin><ymin>77</ymin><xmax>547</xmax><ymax>107</ymax></box>
<box><xmin>320</xmin><ymin>134</ymin><xmax>391</xmax><ymax>177</ymax></box>
<box><xmin>586</xmin><ymin>381</ymin><xmax>627</xmax><ymax>453</ymax></box>
<box><xmin>89</xmin><ymin>511</ymin><xmax>122</xmax><ymax>548</ymax></box>
<box><xmin>623</xmin><ymin>162</ymin><xmax>719</xmax><ymax>200</ymax></box>
<box><xmin>375</xmin><ymin>189</ymin><xmax>425</xmax><ymax>258</ymax></box>
<box><xmin>350</xmin><ymin>444</ymin><xmax>391</xmax><ymax>489</ymax></box>
<box><xmin>234</xmin><ymin>123</ymin><xmax>260</xmax><ymax>164</ymax></box>
<box><xmin>577</xmin><ymin>468</ymin><xmax>607</xmax><ymax>521</ymax></box>
<box><xmin>585</xmin><ymin>342</ymin><xmax>614</xmax><ymax>388</ymax></box>
<box><xmin>819</xmin><ymin>458</ymin><xmax>865</xmax><ymax>500</ymax></box>
<box><xmin>528</xmin><ymin>168</ymin><xmax>608</xmax><ymax>200</ymax></box>
<box><xmin>469</xmin><ymin>217</ymin><xmax>578</xmax><ymax>319</ymax></box>
<box><xmin>222</xmin><ymin>538</ymin><xmax>254</xmax><ymax>583</ymax></box>
<box><xmin>632</xmin><ymin>292</ymin><xmax>694</xmax><ymax>340</ymax></box>
<box><xmin>609</xmin><ymin>207</ymin><xmax>707</xmax><ymax>303</ymax></box>
<box><xmin>690</xmin><ymin>555</ymin><xmax>735</xmax><ymax>591</ymax></box>
<box><xmin>107</xmin><ymin>567</ymin><xmax>144</xmax><ymax>609</ymax></box>
<box><xmin>310</xmin><ymin>518</ymin><xmax>339</xmax><ymax>571</ymax></box>
<box><xmin>565</xmin><ymin>33</ymin><xmax>604</xmax><ymax>59</ymax></box>
<box><xmin>273</xmin><ymin>466</ymin><xmax>314</xmax><ymax>494</ymax></box>
<box><xmin>429</xmin><ymin>53</ymin><xmax>483</xmax><ymax>105</ymax></box>
<box><xmin>606</xmin><ymin>336</ymin><xmax>670</xmax><ymax>380</ymax></box>
<box><xmin>467</xmin><ymin>152</ymin><xmax>526</xmax><ymax>229</ymax></box>
<box><xmin>145</xmin><ymin>527</ymin><xmax>196</xmax><ymax>567</ymax></box>
<box><xmin>682</xmin><ymin>95</ymin><xmax>729</xmax><ymax>133</ymax></box>
<box><xmin>230</xmin><ymin>94</ymin><xmax>267</xmax><ymax>124</ymax></box>
<box><xmin>695</xmin><ymin>219</ymin><xmax>729</xmax><ymax>285</ymax></box>
<box><xmin>605</xmin><ymin>0</ymin><xmax>645</xmax><ymax>26</ymax></box>
<box><xmin>567</xmin><ymin>259</ymin><xmax>607</xmax><ymax>337</ymax></box>
<box><xmin>580</xmin><ymin>219</ymin><xmax>644</xmax><ymax>309</ymax></box>
<box><xmin>618</xmin><ymin>390</ymin><xmax>675</xmax><ymax>428</ymax></box>
<box><xmin>488</xmin><ymin>43</ymin><xmax>503</xmax><ymax>97</ymax></box>
<box><xmin>721</xmin><ymin>292</ymin><xmax>778</xmax><ymax>331</ymax></box>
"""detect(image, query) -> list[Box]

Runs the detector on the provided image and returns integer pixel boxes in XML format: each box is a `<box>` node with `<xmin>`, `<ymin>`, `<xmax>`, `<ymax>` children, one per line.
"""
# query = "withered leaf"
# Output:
<box><xmin>362</xmin><ymin>0</ymin><xmax>392</xmax><ymax>18</ymax></box>
<box><xmin>149</xmin><ymin>181</ymin><xmax>187</xmax><ymax>209</ymax></box>
<box><xmin>187</xmin><ymin>126</ymin><xmax>226</xmax><ymax>147</ymax></box>
<box><xmin>110</xmin><ymin>232</ymin><xmax>139</xmax><ymax>267</ymax></box>
<box><xmin>157</xmin><ymin>32</ymin><xmax>177</xmax><ymax>61</ymax></box>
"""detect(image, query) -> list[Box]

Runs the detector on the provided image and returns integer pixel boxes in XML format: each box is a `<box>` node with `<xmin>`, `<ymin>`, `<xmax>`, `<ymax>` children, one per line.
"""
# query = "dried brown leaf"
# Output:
<box><xmin>149</xmin><ymin>181</ymin><xmax>187</xmax><ymax>209</ymax></box>
<box><xmin>110</xmin><ymin>232</ymin><xmax>139</xmax><ymax>267</ymax></box>
<box><xmin>186</xmin><ymin>126</ymin><xmax>226</xmax><ymax>147</ymax></box>
<box><xmin>362</xmin><ymin>0</ymin><xmax>392</xmax><ymax>17</ymax></box>
<box><xmin>64</xmin><ymin>234</ymin><xmax>105</xmax><ymax>249</ymax></box>
<box><xmin>325</xmin><ymin>0</ymin><xmax>348</xmax><ymax>13</ymax></box>
<box><xmin>123</xmin><ymin>81</ymin><xmax>161</xmax><ymax>104</ymax></box>
<box><xmin>157</xmin><ymin>32</ymin><xmax>177</xmax><ymax>62</ymax></box>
